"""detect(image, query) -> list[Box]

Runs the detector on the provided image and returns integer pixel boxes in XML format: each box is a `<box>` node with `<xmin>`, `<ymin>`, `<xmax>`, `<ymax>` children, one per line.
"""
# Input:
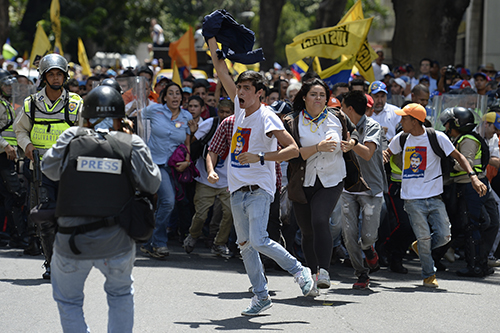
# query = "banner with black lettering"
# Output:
<box><xmin>285</xmin><ymin>18</ymin><xmax>373</xmax><ymax>65</ymax></box>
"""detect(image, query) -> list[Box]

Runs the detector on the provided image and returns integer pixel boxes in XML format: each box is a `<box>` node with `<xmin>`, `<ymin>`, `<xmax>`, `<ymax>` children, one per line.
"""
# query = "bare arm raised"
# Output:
<box><xmin>207</xmin><ymin>37</ymin><xmax>236</xmax><ymax>101</ymax></box>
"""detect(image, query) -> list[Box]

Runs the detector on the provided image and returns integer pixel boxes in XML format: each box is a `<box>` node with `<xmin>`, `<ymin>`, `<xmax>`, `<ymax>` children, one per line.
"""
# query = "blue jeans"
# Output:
<box><xmin>150</xmin><ymin>165</ymin><xmax>176</xmax><ymax>248</ymax></box>
<box><xmin>340</xmin><ymin>193</ymin><xmax>383</xmax><ymax>277</ymax></box>
<box><xmin>404</xmin><ymin>197</ymin><xmax>451</xmax><ymax>278</ymax></box>
<box><xmin>51</xmin><ymin>246</ymin><xmax>135</xmax><ymax>333</ymax></box>
<box><xmin>231</xmin><ymin>187</ymin><xmax>303</xmax><ymax>300</ymax></box>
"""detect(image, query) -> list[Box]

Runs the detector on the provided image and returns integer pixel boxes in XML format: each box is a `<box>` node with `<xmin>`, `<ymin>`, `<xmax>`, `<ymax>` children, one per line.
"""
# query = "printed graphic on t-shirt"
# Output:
<box><xmin>230</xmin><ymin>127</ymin><xmax>251</xmax><ymax>168</ymax></box>
<box><xmin>403</xmin><ymin>146</ymin><xmax>426</xmax><ymax>179</ymax></box>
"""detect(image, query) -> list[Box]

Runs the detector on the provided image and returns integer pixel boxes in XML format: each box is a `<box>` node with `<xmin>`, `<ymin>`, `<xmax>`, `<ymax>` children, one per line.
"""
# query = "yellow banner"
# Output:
<box><xmin>338</xmin><ymin>0</ymin><xmax>377</xmax><ymax>82</ymax></box>
<box><xmin>30</xmin><ymin>23</ymin><xmax>52</xmax><ymax>69</ymax></box>
<box><xmin>77</xmin><ymin>38</ymin><xmax>91</xmax><ymax>76</ymax></box>
<box><xmin>286</xmin><ymin>18</ymin><xmax>373</xmax><ymax>65</ymax></box>
<box><xmin>339</xmin><ymin>0</ymin><xmax>364</xmax><ymax>24</ymax></box>
<box><xmin>50</xmin><ymin>0</ymin><xmax>63</xmax><ymax>55</ymax></box>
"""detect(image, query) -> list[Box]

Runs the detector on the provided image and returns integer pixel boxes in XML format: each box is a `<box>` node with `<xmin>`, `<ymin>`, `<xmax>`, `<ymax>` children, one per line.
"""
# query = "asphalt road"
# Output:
<box><xmin>1</xmin><ymin>241</ymin><xmax>499</xmax><ymax>333</ymax></box>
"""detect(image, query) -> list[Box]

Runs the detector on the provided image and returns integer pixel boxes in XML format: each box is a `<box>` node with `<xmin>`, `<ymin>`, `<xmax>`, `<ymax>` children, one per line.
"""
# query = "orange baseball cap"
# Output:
<box><xmin>328</xmin><ymin>96</ymin><xmax>341</xmax><ymax>108</ymax></box>
<box><xmin>395</xmin><ymin>103</ymin><xmax>427</xmax><ymax>122</ymax></box>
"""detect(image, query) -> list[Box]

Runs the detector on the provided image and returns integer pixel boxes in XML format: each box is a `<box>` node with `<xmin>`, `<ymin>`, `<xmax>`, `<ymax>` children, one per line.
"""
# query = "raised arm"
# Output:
<box><xmin>207</xmin><ymin>37</ymin><xmax>236</xmax><ymax>101</ymax></box>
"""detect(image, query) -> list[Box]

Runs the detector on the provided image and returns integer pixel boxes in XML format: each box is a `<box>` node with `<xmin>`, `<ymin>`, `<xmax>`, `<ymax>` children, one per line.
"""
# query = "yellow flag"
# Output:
<box><xmin>319</xmin><ymin>56</ymin><xmax>357</xmax><ymax>90</ymax></box>
<box><xmin>312</xmin><ymin>57</ymin><xmax>322</xmax><ymax>73</ymax></box>
<box><xmin>30</xmin><ymin>23</ymin><xmax>52</xmax><ymax>69</ymax></box>
<box><xmin>338</xmin><ymin>0</ymin><xmax>377</xmax><ymax>82</ymax></box>
<box><xmin>232</xmin><ymin>62</ymin><xmax>249</xmax><ymax>75</ymax></box>
<box><xmin>77</xmin><ymin>38</ymin><xmax>91</xmax><ymax>76</ymax></box>
<box><xmin>50</xmin><ymin>0</ymin><xmax>63</xmax><ymax>55</ymax></box>
<box><xmin>172</xmin><ymin>61</ymin><xmax>182</xmax><ymax>86</ymax></box>
<box><xmin>339</xmin><ymin>0</ymin><xmax>364</xmax><ymax>24</ymax></box>
<box><xmin>286</xmin><ymin>18</ymin><xmax>373</xmax><ymax>65</ymax></box>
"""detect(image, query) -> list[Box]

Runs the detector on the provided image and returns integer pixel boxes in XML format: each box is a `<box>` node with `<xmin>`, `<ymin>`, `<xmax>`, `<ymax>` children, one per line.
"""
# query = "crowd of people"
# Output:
<box><xmin>1</xmin><ymin>25</ymin><xmax>500</xmax><ymax>325</ymax></box>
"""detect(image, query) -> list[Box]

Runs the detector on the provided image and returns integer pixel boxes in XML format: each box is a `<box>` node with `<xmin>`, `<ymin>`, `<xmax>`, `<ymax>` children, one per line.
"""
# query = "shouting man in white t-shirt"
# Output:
<box><xmin>207</xmin><ymin>37</ymin><xmax>315</xmax><ymax>316</ymax></box>
<box><xmin>385</xmin><ymin>104</ymin><xmax>487</xmax><ymax>288</ymax></box>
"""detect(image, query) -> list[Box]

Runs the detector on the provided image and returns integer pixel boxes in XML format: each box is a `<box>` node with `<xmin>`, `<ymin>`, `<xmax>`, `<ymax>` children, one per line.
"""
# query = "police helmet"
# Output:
<box><xmin>82</xmin><ymin>85</ymin><xmax>125</xmax><ymax>119</ymax></box>
<box><xmin>100</xmin><ymin>78</ymin><xmax>123</xmax><ymax>94</ymax></box>
<box><xmin>440</xmin><ymin>107</ymin><xmax>476</xmax><ymax>133</ymax></box>
<box><xmin>38</xmin><ymin>54</ymin><xmax>68</xmax><ymax>78</ymax></box>
<box><xmin>0</xmin><ymin>68</ymin><xmax>17</xmax><ymax>98</ymax></box>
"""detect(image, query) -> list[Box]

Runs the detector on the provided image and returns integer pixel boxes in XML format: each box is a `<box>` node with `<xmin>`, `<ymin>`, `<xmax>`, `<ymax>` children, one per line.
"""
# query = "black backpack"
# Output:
<box><xmin>399</xmin><ymin>128</ymin><xmax>455</xmax><ymax>183</ymax></box>
<box><xmin>190</xmin><ymin>117</ymin><xmax>219</xmax><ymax>162</ymax></box>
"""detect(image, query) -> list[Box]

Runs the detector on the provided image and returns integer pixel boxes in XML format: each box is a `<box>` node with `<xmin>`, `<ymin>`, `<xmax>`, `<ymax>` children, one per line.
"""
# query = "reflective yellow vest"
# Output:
<box><xmin>451</xmin><ymin>134</ymin><xmax>483</xmax><ymax>177</ymax></box>
<box><xmin>0</xmin><ymin>99</ymin><xmax>17</xmax><ymax>147</ymax></box>
<box><xmin>389</xmin><ymin>153</ymin><xmax>402</xmax><ymax>182</ymax></box>
<box><xmin>24</xmin><ymin>92</ymin><xmax>82</xmax><ymax>152</ymax></box>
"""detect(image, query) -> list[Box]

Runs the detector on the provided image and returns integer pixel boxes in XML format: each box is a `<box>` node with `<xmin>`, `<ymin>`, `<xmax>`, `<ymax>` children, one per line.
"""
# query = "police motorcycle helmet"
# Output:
<box><xmin>0</xmin><ymin>68</ymin><xmax>17</xmax><ymax>98</ymax></box>
<box><xmin>82</xmin><ymin>85</ymin><xmax>125</xmax><ymax>119</ymax></box>
<box><xmin>100</xmin><ymin>78</ymin><xmax>123</xmax><ymax>94</ymax></box>
<box><xmin>439</xmin><ymin>106</ymin><xmax>476</xmax><ymax>133</ymax></box>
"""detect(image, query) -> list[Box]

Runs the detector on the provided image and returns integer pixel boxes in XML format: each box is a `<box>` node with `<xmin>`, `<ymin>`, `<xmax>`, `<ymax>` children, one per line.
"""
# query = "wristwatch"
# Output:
<box><xmin>468</xmin><ymin>171</ymin><xmax>477</xmax><ymax>178</ymax></box>
<box><xmin>258</xmin><ymin>152</ymin><xmax>265</xmax><ymax>165</ymax></box>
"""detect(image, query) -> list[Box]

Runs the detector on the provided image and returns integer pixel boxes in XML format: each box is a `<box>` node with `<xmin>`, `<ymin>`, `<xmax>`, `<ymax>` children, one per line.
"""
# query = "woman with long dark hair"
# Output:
<box><xmin>140</xmin><ymin>82</ymin><xmax>193</xmax><ymax>259</ymax></box>
<box><xmin>284</xmin><ymin>78</ymin><xmax>358</xmax><ymax>295</ymax></box>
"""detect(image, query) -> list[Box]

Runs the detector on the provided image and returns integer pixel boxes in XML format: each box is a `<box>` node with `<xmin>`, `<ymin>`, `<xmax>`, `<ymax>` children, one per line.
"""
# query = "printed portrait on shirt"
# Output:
<box><xmin>403</xmin><ymin>146</ymin><xmax>426</xmax><ymax>179</ymax></box>
<box><xmin>230</xmin><ymin>127</ymin><xmax>251</xmax><ymax>168</ymax></box>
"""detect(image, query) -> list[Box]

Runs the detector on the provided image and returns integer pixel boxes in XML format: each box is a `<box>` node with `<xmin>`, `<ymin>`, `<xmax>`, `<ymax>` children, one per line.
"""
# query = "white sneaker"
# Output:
<box><xmin>317</xmin><ymin>268</ymin><xmax>331</xmax><ymax>289</ymax></box>
<box><xmin>309</xmin><ymin>274</ymin><xmax>319</xmax><ymax>297</ymax></box>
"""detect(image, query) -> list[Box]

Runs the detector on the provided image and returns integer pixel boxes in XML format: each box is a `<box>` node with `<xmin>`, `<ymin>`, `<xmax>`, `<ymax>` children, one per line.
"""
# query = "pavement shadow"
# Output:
<box><xmin>194</xmin><ymin>290</ymin><xmax>277</xmax><ymax>300</ymax></box>
<box><xmin>174</xmin><ymin>316</ymin><xmax>309</xmax><ymax>330</ymax></box>
<box><xmin>0</xmin><ymin>278</ymin><xmax>50</xmax><ymax>286</ymax></box>
<box><xmin>272</xmin><ymin>296</ymin><xmax>353</xmax><ymax>308</ymax></box>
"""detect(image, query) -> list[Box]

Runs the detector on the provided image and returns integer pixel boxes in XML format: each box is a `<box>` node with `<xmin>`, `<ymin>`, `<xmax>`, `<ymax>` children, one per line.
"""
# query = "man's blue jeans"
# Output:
<box><xmin>51</xmin><ymin>246</ymin><xmax>135</xmax><ymax>333</ymax></box>
<box><xmin>231</xmin><ymin>187</ymin><xmax>303</xmax><ymax>300</ymax></box>
<box><xmin>404</xmin><ymin>197</ymin><xmax>451</xmax><ymax>278</ymax></box>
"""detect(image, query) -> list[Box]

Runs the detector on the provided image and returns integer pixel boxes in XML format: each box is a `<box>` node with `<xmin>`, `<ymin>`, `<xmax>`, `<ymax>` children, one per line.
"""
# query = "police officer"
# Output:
<box><xmin>0</xmin><ymin>69</ymin><xmax>27</xmax><ymax>248</ymax></box>
<box><xmin>441</xmin><ymin>107</ymin><xmax>500</xmax><ymax>277</ymax></box>
<box><xmin>41</xmin><ymin>86</ymin><xmax>161</xmax><ymax>332</ymax></box>
<box><xmin>13</xmin><ymin>53</ymin><xmax>83</xmax><ymax>279</ymax></box>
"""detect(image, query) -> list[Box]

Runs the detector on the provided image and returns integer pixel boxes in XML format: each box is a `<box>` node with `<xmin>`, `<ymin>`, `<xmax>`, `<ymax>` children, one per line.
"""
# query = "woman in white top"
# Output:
<box><xmin>284</xmin><ymin>78</ymin><xmax>358</xmax><ymax>295</ymax></box>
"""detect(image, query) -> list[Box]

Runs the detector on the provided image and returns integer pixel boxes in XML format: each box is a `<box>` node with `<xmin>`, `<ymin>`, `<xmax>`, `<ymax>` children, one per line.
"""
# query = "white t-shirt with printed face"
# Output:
<box><xmin>194</xmin><ymin>117</ymin><xmax>228</xmax><ymax>188</ymax></box>
<box><xmin>389</xmin><ymin>128</ymin><xmax>455</xmax><ymax>200</ymax></box>
<box><xmin>228</xmin><ymin>96</ymin><xmax>283</xmax><ymax>196</ymax></box>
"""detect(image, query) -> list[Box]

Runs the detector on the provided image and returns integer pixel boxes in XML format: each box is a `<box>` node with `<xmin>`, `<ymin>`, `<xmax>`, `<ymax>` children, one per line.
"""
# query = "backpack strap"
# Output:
<box><xmin>426</xmin><ymin>128</ymin><xmax>447</xmax><ymax>159</ymax></box>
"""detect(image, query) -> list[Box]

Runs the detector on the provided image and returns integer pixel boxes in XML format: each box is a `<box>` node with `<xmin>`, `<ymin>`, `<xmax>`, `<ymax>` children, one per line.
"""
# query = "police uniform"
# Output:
<box><xmin>452</xmin><ymin>132</ymin><xmax>499</xmax><ymax>276</ymax></box>
<box><xmin>13</xmin><ymin>87</ymin><xmax>83</xmax><ymax>277</ymax></box>
<box><xmin>0</xmin><ymin>94</ymin><xmax>26</xmax><ymax>245</ymax></box>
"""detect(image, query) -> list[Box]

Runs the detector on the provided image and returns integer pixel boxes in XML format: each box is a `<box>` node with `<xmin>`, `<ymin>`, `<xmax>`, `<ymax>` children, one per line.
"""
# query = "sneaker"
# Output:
<box><xmin>364</xmin><ymin>246</ymin><xmax>380</xmax><ymax>273</ymax></box>
<box><xmin>353</xmin><ymin>273</ymin><xmax>369</xmax><ymax>289</ymax></box>
<box><xmin>294</xmin><ymin>267</ymin><xmax>314</xmax><ymax>296</ymax></box>
<box><xmin>423</xmin><ymin>274</ymin><xmax>439</xmax><ymax>288</ymax></box>
<box><xmin>317</xmin><ymin>268</ymin><xmax>331</xmax><ymax>289</ymax></box>
<box><xmin>309</xmin><ymin>276</ymin><xmax>320</xmax><ymax>297</ymax></box>
<box><xmin>444</xmin><ymin>248</ymin><xmax>456</xmax><ymax>263</ymax></box>
<box><xmin>411</xmin><ymin>241</ymin><xmax>419</xmax><ymax>257</ymax></box>
<box><xmin>488</xmin><ymin>257</ymin><xmax>500</xmax><ymax>267</ymax></box>
<box><xmin>141</xmin><ymin>245</ymin><xmax>169</xmax><ymax>259</ymax></box>
<box><xmin>241</xmin><ymin>296</ymin><xmax>272</xmax><ymax>316</ymax></box>
<box><xmin>42</xmin><ymin>262</ymin><xmax>50</xmax><ymax>280</ymax></box>
<box><xmin>183</xmin><ymin>234</ymin><xmax>197</xmax><ymax>254</ymax></box>
<box><xmin>211</xmin><ymin>244</ymin><xmax>232</xmax><ymax>258</ymax></box>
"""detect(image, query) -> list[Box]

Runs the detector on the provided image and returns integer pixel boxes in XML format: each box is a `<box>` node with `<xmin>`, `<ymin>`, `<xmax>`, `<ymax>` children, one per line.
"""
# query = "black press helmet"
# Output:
<box><xmin>82</xmin><ymin>85</ymin><xmax>125</xmax><ymax>119</ymax></box>
<box><xmin>0</xmin><ymin>68</ymin><xmax>17</xmax><ymax>98</ymax></box>
<box><xmin>440</xmin><ymin>106</ymin><xmax>476</xmax><ymax>133</ymax></box>
<box><xmin>100</xmin><ymin>78</ymin><xmax>123</xmax><ymax>94</ymax></box>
